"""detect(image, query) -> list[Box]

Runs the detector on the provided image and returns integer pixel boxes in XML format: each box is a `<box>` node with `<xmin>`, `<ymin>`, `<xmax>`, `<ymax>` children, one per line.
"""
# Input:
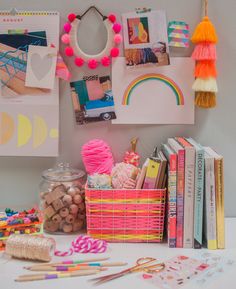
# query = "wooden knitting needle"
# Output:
<box><xmin>15</xmin><ymin>270</ymin><xmax>99</xmax><ymax>282</ymax></box>
<box><xmin>25</xmin><ymin>257</ymin><xmax>110</xmax><ymax>269</ymax></box>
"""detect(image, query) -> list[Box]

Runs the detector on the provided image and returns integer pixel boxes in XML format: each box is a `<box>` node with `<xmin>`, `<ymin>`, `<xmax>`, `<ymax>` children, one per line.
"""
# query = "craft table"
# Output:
<box><xmin>1</xmin><ymin>218</ymin><xmax>236</xmax><ymax>289</ymax></box>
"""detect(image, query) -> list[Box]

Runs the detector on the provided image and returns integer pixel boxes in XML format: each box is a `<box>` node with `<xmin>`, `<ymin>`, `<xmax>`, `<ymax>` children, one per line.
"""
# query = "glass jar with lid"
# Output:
<box><xmin>39</xmin><ymin>163</ymin><xmax>86</xmax><ymax>234</ymax></box>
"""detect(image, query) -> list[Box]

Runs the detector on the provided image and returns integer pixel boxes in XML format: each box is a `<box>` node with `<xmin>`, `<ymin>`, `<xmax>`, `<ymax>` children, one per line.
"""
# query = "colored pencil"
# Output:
<box><xmin>26</xmin><ymin>262</ymin><xmax>127</xmax><ymax>271</ymax></box>
<box><xmin>25</xmin><ymin>257</ymin><xmax>110</xmax><ymax>269</ymax></box>
<box><xmin>15</xmin><ymin>270</ymin><xmax>99</xmax><ymax>282</ymax></box>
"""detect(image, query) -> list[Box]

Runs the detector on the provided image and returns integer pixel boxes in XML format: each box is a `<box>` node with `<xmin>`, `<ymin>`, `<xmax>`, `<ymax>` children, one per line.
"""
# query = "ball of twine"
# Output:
<box><xmin>81</xmin><ymin>139</ymin><xmax>114</xmax><ymax>175</ymax></box>
<box><xmin>5</xmin><ymin>235</ymin><xmax>55</xmax><ymax>262</ymax></box>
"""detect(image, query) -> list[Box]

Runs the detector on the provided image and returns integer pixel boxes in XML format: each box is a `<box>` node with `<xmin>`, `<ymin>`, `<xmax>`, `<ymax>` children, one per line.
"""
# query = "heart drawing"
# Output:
<box><xmin>30</xmin><ymin>53</ymin><xmax>53</xmax><ymax>81</ymax></box>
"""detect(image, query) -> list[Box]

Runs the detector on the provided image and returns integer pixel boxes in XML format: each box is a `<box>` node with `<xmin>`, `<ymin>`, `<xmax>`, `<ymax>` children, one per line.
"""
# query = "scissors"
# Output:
<box><xmin>89</xmin><ymin>257</ymin><xmax>165</xmax><ymax>285</ymax></box>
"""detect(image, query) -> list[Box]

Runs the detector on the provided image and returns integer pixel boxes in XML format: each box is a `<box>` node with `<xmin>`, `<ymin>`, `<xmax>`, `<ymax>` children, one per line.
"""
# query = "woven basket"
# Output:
<box><xmin>85</xmin><ymin>188</ymin><xmax>166</xmax><ymax>243</ymax></box>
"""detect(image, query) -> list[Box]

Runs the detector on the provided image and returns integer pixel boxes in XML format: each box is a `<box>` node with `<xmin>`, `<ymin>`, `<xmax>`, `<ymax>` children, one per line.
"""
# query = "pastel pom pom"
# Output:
<box><xmin>113</xmin><ymin>23</ymin><xmax>122</xmax><ymax>33</ymax></box>
<box><xmin>61</xmin><ymin>34</ymin><xmax>70</xmax><ymax>44</ymax></box>
<box><xmin>65</xmin><ymin>46</ymin><xmax>74</xmax><ymax>57</ymax></box>
<box><xmin>68</xmin><ymin>13</ymin><xmax>76</xmax><ymax>22</ymax></box>
<box><xmin>101</xmin><ymin>56</ymin><xmax>111</xmax><ymax>67</ymax></box>
<box><xmin>114</xmin><ymin>34</ymin><xmax>123</xmax><ymax>44</ymax></box>
<box><xmin>110</xmin><ymin>47</ymin><xmax>119</xmax><ymax>57</ymax></box>
<box><xmin>108</xmin><ymin>14</ymin><xmax>116</xmax><ymax>23</ymax></box>
<box><xmin>75</xmin><ymin>57</ymin><xmax>84</xmax><ymax>67</ymax></box>
<box><xmin>64</xmin><ymin>22</ymin><xmax>72</xmax><ymax>33</ymax></box>
<box><xmin>88</xmin><ymin>59</ymin><xmax>98</xmax><ymax>69</ymax></box>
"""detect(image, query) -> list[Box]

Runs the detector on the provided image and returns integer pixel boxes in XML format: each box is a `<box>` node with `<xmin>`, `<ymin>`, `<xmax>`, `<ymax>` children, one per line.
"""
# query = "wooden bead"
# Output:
<box><xmin>69</xmin><ymin>204</ymin><xmax>79</xmax><ymax>215</ymax></box>
<box><xmin>59</xmin><ymin>207</ymin><xmax>69</xmax><ymax>218</ymax></box>
<box><xmin>73</xmin><ymin>194</ymin><xmax>82</xmax><ymax>204</ymax></box>
<box><xmin>44</xmin><ymin>220</ymin><xmax>59</xmax><ymax>232</ymax></box>
<box><xmin>63</xmin><ymin>223</ymin><xmax>73</xmax><ymax>233</ymax></box>
<box><xmin>62</xmin><ymin>194</ymin><xmax>73</xmax><ymax>206</ymax></box>
<box><xmin>72</xmin><ymin>219</ymin><xmax>83</xmax><ymax>232</ymax></box>
<box><xmin>77</xmin><ymin>211</ymin><xmax>86</xmax><ymax>220</ymax></box>
<box><xmin>40</xmin><ymin>191</ymin><xmax>48</xmax><ymax>199</ymax></box>
<box><xmin>52</xmin><ymin>214</ymin><xmax>62</xmax><ymax>223</ymax></box>
<box><xmin>52</xmin><ymin>199</ymin><xmax>64</xmax><ymax>211</ymax></box>
<box><xmin>44</xmin><ymin>205</ymin><xmax>56</xmax><ymax>219</ymax></box>
<box><xmin>67</xmin><ymin>186</ymin><xmax>80</xmax><ymax>197</ymax></box>
<box><xmin>66</xmin><ymin>214</ymin><xmax>75</xmax><ymax>224</ymax></box>
<box><xmin>78</xmin><ymin>202</ymin><xmax>85</xmax><ymax>212</ymax></box>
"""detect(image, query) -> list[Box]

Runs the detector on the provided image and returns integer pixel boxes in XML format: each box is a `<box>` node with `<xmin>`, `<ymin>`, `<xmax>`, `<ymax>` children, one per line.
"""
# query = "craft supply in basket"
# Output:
<box><xmin>5</xmin><ymin>235</ymin><xmax>55</xmax><ymax>262</ymax></box>
<box><xmin>39</xmin><ymin>163</ymin><xmax>86</xmax><ymax>234</ymax></box>
<box><xmin>111</xmin><ymin>162</ymin><xmax>138</xmax><ymax>189</ymax></box>
<box><xmin>81</xmin><ymin>139</ymin><xmax>114</xmax><ymax>175</ymax></box>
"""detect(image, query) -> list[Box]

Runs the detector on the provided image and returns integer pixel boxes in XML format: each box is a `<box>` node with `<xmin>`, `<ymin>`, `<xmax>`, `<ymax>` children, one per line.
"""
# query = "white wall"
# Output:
<box><xmin>0</xmin><ymin>0</ymin><xmax>235</xmax><ymax>216</ymax></box>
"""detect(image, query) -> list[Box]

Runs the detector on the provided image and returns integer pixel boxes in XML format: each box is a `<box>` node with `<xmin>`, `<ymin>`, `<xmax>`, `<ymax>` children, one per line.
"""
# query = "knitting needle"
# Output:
<box><xmin>15</xmin><ymin>270</ymin><xmax>99</xmax><ymax>282</ymax></box>
<box><xmin>24</xmin><ymin>257</ymin><xmax>110</xmax><ymax>269</ymax></box>
<box><xmin>26</xmin><ymin>262</ymin><xmax>127</xmax><ymax>271</ymax></box>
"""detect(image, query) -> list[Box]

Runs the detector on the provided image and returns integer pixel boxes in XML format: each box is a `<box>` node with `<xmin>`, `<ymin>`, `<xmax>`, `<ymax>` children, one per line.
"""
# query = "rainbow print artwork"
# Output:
<box><xmin>122</xmin><ymin>73</ymin><xmax>184</xmax><ymax>106</ymax></box>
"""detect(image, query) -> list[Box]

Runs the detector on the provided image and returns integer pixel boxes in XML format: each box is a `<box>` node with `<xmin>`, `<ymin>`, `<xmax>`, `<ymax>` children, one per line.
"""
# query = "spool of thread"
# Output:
<box><xmin>5</xmin><ymin>235</ymin><xmax>55</xmax><ymax>262</ymax></box>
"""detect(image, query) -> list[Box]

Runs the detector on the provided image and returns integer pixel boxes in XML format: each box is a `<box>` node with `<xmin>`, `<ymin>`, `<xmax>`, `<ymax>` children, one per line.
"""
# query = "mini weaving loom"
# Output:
<box><xmin>191</xmin><ymin>0</ymin><xmax>218</xmax><ymax>108</ymax></box>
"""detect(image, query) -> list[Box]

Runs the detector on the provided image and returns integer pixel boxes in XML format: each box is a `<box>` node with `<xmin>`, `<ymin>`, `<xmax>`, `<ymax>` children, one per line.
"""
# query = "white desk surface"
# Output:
<box><xmin>1</xmin><ymin>218</ymin><xmax>236</xmax><ymax>289</ymax></box>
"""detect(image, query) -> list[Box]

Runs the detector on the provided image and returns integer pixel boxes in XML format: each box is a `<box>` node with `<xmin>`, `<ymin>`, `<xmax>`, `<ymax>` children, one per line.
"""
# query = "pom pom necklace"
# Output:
<box><xmin>61</xmin><ymin>6</ymin><xmax>123</xmax><ymax>69</ymax></box>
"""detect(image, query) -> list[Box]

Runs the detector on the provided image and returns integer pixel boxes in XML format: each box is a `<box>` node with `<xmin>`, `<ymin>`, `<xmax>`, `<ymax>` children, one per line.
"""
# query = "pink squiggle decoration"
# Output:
<box><xmin>54</xmin><ymin>235</ymin><xmax>108</xmax><ymax>256</ymax></box>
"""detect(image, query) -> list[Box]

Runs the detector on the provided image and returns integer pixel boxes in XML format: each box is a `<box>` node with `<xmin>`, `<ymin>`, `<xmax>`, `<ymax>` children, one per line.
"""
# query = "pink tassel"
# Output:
<box><xmin>192</xmin><ymin>43</ymin><xmax>217</xmax><ymax>60</ymax></box>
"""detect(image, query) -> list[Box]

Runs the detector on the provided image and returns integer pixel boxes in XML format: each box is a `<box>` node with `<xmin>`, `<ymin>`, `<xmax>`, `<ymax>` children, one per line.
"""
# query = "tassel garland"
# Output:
<box><xmin>191</xmin><ymin>0</ymin><xmax>218</xmax><ymax>108</ymax></box>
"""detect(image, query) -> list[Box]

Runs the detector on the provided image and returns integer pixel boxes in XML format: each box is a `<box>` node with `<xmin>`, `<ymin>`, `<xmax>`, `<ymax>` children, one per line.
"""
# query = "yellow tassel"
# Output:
<box><xmin>191</xmin><ymin>16</ymin><xmax>218</xmax><ymax>44</ymax></box>
<box><xmin>195</xmin><ymin>91</ymin><xmax>216</xmax><ymax>108</ymax></box>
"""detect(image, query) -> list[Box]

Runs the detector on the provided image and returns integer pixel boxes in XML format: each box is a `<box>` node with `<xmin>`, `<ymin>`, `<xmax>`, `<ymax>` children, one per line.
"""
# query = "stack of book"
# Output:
<box><xmin>161</xmin><ymin>137</ymin><xmax>225</xmax><ymax>249</ymax></box>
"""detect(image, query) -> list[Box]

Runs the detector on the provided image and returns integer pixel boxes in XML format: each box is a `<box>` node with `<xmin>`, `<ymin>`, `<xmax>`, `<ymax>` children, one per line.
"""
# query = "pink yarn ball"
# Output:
<box><xmin>68</xmin><ymin>13</ymin><xmax>76</xmax><ymax>22</ymax></box>
<box><xmin>114</xmin><ymin>34</ymin><xmax>123</xmax><ymax>44</ymax></box>
<box><xmin>81</xmin><ymin>139</ymin><xmax>114</xmax><ymax>175</ymax></box>
<box><xmin>108</xmin><ymin>14</ymin><xmax>116</xmax><ymax>23</ymax></box>
<box><xmin>101</xmin><ymin>56</ymin><xmax>111</xmax><ymax>67</ymax></box>
<box><xmin>61</xmin><ymin>34</ymin><xmax>70</xmax><ymax>44</ymax></box>
<box><xmin>88</xmin><ymin>59</ymin><xmax>98</xmax><ymax>69</ymax></box>
<box><xmin>65</xmin><ymin>46</ymin><xmax>74</xmax><ymax>57</ymax></box>
<box><xmin>113</xmin><ymin>23</ymin><xmax>122</xmax><ymax>33</ymax></box>
<box><xmin>110</xmin><ymin>47</ymin><xmax>119</xmax><ymax>57</ymax></box>
<box><xmin>74</xmin><ymin>57</ymin><xmax>84</xmax><ymax>67</ymax></box>
<box><xmin>64</xmin><ymin>22</ymin><xmax>72</xmax><ymax>33</ymax></box>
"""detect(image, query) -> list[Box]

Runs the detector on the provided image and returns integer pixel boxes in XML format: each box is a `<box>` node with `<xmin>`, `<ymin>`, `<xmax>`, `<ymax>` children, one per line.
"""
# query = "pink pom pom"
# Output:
<box><xmin>81</xmin><ymin>139</ymin><xmax>114</xmax><ymax>175</ymax></box>
<box><xmin>64</xmin><ymin>22</ymin><xmax>72</xmax><ymax>33</ymax></box>
<box><xmin>65</xmin><ymin>46</ymin><xmax>74</xmax><ymax>57</ymax></box>
<box><xmin>110</xmin><ymin>47</ymin><xmax>119</xmax><ymax>57</ymax></box>
<box><xmin>74</xmin><ymin>57</ymin><xmax>84</xmax><ymax>67</ymax></box>
<box><xmin>113</xmin><ymin>23</ymin><xmax>122</xmax><ymax>33</ymax></box>
<box><xmin>61</xmin><ymin>34</ymin><xmax>70</xmax><ymax>44</ymax></box>
<box><xmin>101</xmin><ymin>56</ymin><xmax>111</xmax><ymax>67</ymax></box>
<box><xmin>114</xmin><ymin>34</ymin><xmax>123</xmax><ymax>44</ymax></box>
<box><xmin>108</xmin><ymin>14</ymin><xmax>116</xmax><ymax>23</ymax></box>
<box><xmin>68</xmin><ymin>13</ymin><xmax>76</xmax><ymax>22</ymax></box>
<box><xmin>88</xmin><ymin>59</ymin><xmax>98</xmax><ymax>69</ymax></box>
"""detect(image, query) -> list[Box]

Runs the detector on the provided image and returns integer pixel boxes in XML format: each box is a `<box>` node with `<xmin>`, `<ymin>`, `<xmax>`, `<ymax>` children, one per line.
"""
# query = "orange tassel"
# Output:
<box><xmin>195</xmin><ymin>91</ymin><xmax>216</xmax><ymax>108</ymax></box>
<box><xmin>195</xmin><ymin>60</ymin><xmax>217</xmax><ymax>78</ymax></box>
<box><xmin>191</xmin><ymin>16</ymin><xmax>218</xmax><ymax>44</ymax></box>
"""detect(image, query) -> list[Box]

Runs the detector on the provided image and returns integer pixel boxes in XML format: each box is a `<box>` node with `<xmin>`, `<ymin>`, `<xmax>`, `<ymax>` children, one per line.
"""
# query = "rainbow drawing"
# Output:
<box><xmin>122</xmin><ymin>73</ymin><xmax>184</xmax><ymax>106</ymax></box>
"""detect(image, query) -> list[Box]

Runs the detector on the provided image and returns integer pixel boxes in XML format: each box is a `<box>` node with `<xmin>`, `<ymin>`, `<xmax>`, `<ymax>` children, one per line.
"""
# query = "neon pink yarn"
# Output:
<box><xmin>192</xmin><ymin>43</ymin><xmax>217</xmax><ymax>60</ymax></box>
<box><xmin>74</xmin><ymin>57</ymin><xmax>84</xmax><ymax>67</ymax></box>
<box><xmin>114</xmin><ymin>34</ymin><xmax>123</xmax><ymax>44</ymax></box>
<box><xmin>101</xmin><ymin>56</ymin><xmax>111</xmax><ymax>67</ymax></box>
<box><xmin>88</xmin><ymin>59</ymin><xmax>98</xmax><ymax>69</ymax></box>
<box><xmin>55</xmin><ymin>235</ymin><xmax>107</xmax><ymax>256</ymax></box>
<box><xmin>61</xmin><ymin>34</ymin><xmax>70</xmax><ymax>44</ymax></box>
<box><xmin>81</xmin><ymin>139</ymin><xmax>114</xmax><ymax>175</ymax></box>
<box><xmin>64</xmin><ymin>22</ymin><xmax>72</xmax><ymax>33</ymax></box>
<box><xmin>113</xmin><ymin>23</ymin><xmax>122</xmax><ymax>33</ymax></box>
<box><xmin>65</xmin><ymin>46</ymin><xmax>74</xmax><ymax>57</ymax></box>
<box><xmin>110</xmin><ymin>47</ymin><xmax>119</xmax><ymax>57</ymax></box>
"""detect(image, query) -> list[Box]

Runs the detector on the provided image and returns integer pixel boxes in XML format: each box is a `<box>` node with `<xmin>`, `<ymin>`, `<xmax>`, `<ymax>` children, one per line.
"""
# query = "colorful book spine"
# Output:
<box><xmin>215</xmin><ymin>157</ymin><xmax>225</xmax><ymax>249</ymax></box>
<box><xmin>187</xmin><ymin>138</ymin><xmax>205</xmax><ymax>249</ymax></box>
<box><xmin>203</xmin><ymin>148</ymin><xmax>217</xmax><ymax>250</ymax></box>
<box><xmin>176</xmin><ymin>137</ymin><xmax>195</xmax><ymax>248</ymax></box>
<box><xmin>162</xmin><ymin>144</ymin><xmax>177</xmax><ymax>248</ymax></box>
<box><xmin>167</xmin><ymin>138</ymin><xmax>185</xmax><ymax>248</ymax></box>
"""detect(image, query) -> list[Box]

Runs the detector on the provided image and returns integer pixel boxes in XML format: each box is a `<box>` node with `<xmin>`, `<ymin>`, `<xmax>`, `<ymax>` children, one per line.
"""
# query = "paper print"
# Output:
<box><xmin>112</xmin><ymin>57</ymin><xmax>194</xmax><ymax>124</ymax></box>
<box><xmin>122</xmin><ymin>10</ymin><xmax>170</xmax><ymax>68</ymax></box>
<box><xmin>168</xmin><ymin>21</ymin><xmax>189</xmax><ymax>48</ymax></box>
<box><xmin>70</xmin><ymin>75</ymin><xmax>116</xmax><ymax>125</ymax></box>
